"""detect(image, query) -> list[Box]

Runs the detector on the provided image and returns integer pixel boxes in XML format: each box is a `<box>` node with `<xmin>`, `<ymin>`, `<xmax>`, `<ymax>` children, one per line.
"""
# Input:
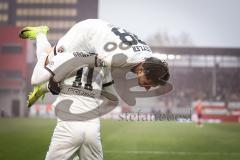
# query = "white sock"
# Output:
<box><xmin>36</xmin><ymin>33</ymin><xmax>51</xmax><ymax>60</ymax></box>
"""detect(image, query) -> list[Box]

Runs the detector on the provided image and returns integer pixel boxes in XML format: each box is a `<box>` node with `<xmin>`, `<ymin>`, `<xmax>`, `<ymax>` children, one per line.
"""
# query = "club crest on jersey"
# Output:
<box><xmin>57</xmin><ymin>46</ymin><xmax>65</xmax><ymax>53</ymax></box>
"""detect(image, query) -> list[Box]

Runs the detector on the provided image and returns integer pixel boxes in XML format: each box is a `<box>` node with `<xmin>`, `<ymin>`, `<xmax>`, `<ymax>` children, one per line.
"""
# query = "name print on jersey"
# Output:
<box><xmin>132</xmin><ymin>45</ymin><xmax>151</xmax><ymax>52</ymax></box>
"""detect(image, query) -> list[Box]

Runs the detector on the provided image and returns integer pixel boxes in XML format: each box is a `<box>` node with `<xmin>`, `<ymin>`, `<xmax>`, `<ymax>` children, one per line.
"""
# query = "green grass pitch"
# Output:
<box><xmin>0</xmin><ymin>118</ymin><xmax>240</xmax><ymax>160</ymax></box>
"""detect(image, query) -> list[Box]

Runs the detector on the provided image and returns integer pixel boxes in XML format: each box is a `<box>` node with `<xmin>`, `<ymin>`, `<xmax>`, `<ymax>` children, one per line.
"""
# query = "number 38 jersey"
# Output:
<box><xmin>56</xmin><ymin>19</ymin><xmax>153</xmax><ymax>68</ymax></box>
<box><xmin>50</xmin><ymin>19</ymin><xmax>152</xmax><ymax>122</ymax></box>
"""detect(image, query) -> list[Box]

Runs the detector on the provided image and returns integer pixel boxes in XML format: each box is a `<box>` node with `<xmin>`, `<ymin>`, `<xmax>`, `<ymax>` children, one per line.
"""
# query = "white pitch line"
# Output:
<box><xmin>105</xmin><ymin>150</ymin><xmax>240</xmax><ymax>156</ymax></box>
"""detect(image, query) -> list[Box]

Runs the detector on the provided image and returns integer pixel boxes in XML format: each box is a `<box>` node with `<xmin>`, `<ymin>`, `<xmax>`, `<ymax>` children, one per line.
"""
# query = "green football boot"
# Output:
<box><xmin>19</xmin><ymin>26</ymin><xmax>49</xmax><ymax>40</ymax></box>
<box><xmin>27</xmin><ymin>84</ymin><xmax>48</xmax><ymax>108</ymax></box>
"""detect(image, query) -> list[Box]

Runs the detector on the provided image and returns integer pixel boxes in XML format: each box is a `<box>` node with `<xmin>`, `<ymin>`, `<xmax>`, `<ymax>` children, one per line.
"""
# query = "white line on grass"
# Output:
<box><xmin>105</xmin><ymin>150</ymin><xmax>240</xmax><ymax>156</ymax></box>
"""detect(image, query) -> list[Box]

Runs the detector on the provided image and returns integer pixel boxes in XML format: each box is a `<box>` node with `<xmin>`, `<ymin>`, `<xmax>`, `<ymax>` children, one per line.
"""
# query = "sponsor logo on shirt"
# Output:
<box><xmin>67</xmin><ymin>87</ymin><xmax>95</xmax><ymax>98</ymax></box>
<box><xmin>73</xmin><ymin>52</ymin><xmax>92</xmax><ymax>57</ymax></box>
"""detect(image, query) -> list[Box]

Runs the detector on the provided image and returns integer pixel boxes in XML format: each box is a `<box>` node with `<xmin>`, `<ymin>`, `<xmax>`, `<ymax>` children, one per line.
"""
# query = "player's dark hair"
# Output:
<box><xmin>142</xmin><ymin>57</ymin><xmax>170</xmax><ymax>85</ymax></box>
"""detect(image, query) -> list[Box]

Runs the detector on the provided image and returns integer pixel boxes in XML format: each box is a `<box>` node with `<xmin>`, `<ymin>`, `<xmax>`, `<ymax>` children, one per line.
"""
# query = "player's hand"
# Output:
<box><xmin>27</xmin><ymin>84</ymin><xmax>48</xmax><ymax>108</ymax></box>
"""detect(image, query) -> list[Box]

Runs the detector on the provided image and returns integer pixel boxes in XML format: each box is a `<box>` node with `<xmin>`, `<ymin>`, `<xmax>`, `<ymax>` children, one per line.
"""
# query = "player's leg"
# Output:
<box><xmin>27</xmin><ymin>83</ymin><xmax>48</xmax><ymax>107</ymax></box>
<box><xmin>19</xmin><ymin>25</ymin><xmax>51</xmax><ymax>61</ymax></box>
<box><xmin>36</xmin><ymin>32</ymin><xmax>52</xmax><ymax>60</ymax></box>
<box><xmin>78</xmin><ymin>123</ymin><xmax>103</xmax><ymax>160</ymax></box>
<box><xmin>45</xmin><ymin>121</ymin><xmax>85</xmax><ymax>160</ymax></box>
<box><xmin>198</xmin><ymin>114</ymin><xmax>203</xmax><ymax>127</ymax></box>
<box><xmin>19</xmin><ymin>26</ymin><xmax>52</xmax><ymax>107</ymax></box>
<box><xmin>19</xmin><ymin>26</ymin><xmax>49</xmax><ymax>40</ymax></box>
<box><xmin>20</xmin><ymin>26</ymin><xmax>51</xmax><ymax>59</ymax></box>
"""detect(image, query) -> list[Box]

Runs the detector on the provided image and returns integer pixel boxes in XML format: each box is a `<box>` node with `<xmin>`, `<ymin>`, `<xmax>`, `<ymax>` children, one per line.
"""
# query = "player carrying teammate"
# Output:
<box><xmin>21</xmin><ymin>19</ymin><xmax>171</xmax><ymax>107</ymax></box>
<box><xmin>19</xmin><ymin>19</ymin><xmax>171</xmax><ymax>160</ymax></box>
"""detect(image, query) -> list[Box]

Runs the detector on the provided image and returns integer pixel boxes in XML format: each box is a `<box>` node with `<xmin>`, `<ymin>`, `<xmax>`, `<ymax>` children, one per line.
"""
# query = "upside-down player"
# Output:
<box><xmin>20</xmin><ymin>19</ymin><xmax>171</xmax><ymax>160</ymax></box>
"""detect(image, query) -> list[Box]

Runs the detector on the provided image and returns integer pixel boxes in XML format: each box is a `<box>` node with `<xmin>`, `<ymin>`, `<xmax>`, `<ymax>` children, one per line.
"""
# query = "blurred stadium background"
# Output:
<box><xmin>0</xmin><ymin>0</ymin><xmax>240</xmax><ymax>160</ymax></box>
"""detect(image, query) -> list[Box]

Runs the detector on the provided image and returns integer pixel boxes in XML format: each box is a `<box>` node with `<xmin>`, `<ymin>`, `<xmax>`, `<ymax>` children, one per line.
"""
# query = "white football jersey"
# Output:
<box><xmin>34</xmin><ymin>19</ymin><xmax>153</xmax><ymax>85</ymax></box>
<box><xmin>37</xmin><ymin>19</ymin><xmax>153</xmax><ymax>122</ymax></box>
<box><xmin>56</xmin><ymin>19</ymin><xmax>153</xmax><ymax>68</ymax></box>
<box><xmin>53</xmin><ymin>66</ymin><xmax>113</xmax><ymax>123</ymax></box>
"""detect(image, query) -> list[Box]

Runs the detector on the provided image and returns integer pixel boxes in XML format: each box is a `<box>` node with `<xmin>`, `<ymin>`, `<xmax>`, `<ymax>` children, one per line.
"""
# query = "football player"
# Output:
<box><xmin>20</xmin><ymin>24</ymin><xmax>113</xmax><ymax>160</ymax></box>
<box><xmin>20</xmin><ymin>19</ymin><xmax>170</xmax><ymax>91</ymax></box>
<box><xmin>19</xmin><ymin>19</ymin><xmax>171</xmax><ymax>160</ymax></box>
<box><xmin>21</xmin><ymin>19</ymin><xmax>171</xmax><ymax>107</ymax></box>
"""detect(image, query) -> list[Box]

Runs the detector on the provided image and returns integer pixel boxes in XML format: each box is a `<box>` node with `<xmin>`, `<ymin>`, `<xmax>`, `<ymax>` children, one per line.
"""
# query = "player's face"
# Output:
<box><xmin>135</xmin><ymin>68</ymin><xmax>158</xmax><ymax>90</ymax></box>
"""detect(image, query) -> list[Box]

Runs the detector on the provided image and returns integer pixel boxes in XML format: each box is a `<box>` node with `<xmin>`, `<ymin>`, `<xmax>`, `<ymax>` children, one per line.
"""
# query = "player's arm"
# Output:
<box><xmin>102</xmin><ymin>68</ymin><xmax>118</xmax><ymax>99</ymax></box>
